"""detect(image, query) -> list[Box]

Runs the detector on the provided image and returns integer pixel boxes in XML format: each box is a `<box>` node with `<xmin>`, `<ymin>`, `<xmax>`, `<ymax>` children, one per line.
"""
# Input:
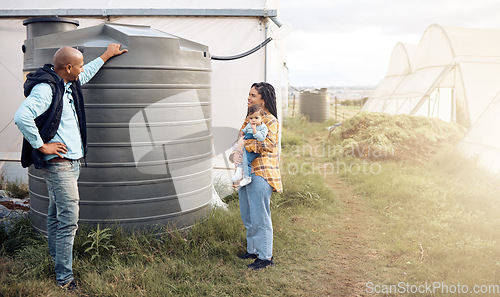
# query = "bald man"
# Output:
<box><xmin>14</xmin><ymin>44</ymin><xmax>127</xmax><ymax>291</ymax></box>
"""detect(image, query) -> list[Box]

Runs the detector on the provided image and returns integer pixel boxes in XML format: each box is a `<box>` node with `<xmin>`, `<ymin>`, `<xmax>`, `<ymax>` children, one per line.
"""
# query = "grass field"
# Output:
<box><xmin>1</xmin><ymin>107</ymin><xmax>499</xmax><ymax>296</ymax></box>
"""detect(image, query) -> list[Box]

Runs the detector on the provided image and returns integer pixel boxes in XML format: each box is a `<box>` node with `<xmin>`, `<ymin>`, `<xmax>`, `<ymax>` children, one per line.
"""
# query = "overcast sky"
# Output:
<box><xmin>278</xmin><ymin>0</ymin><xmax>500</xmax><ymax>87</ymax></box>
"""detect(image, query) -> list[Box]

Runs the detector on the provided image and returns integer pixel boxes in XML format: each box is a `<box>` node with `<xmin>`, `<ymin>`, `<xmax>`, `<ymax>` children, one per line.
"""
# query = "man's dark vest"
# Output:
<box><xmin>21</xmin><ymin>64</ymin><xmax>87</xmax><ymax>169</ymax></box>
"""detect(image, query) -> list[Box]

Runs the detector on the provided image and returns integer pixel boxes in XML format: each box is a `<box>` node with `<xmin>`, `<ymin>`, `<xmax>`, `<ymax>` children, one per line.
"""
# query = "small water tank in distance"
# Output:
<box><xmin>299</xmin><ymin>88</ymin><xmax>330</xmax><ymax>122</ymax></box>
<box><xmin>23</xmin><ymin>18</ymin><xmax>213</xmax><ymax>233</ymax></box>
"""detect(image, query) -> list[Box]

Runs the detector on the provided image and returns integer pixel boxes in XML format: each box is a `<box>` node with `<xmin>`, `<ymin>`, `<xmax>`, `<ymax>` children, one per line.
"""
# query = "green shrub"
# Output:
<box><xmin>0</xmin><ymin>172</ymin><xmax>5</xmax><ymax>190</ymax></box>
<box><xmin>331</xmin><ymin>112</ymin><xmax>466</xmax><ymax>161</ymax></box>
<box><xmin>0</xmin><ymin>215</ymin><xmax>42</xmax><ymax>256</ymax></box>
<box><xmin>5</xmin><ymin>180</ymin><xmax>29</xmax><ymax>199</ymax></box>
<box><xmin>83</xmin><ymin>224</ymin><xmax>115</xmax><ymax>262</ymax></box>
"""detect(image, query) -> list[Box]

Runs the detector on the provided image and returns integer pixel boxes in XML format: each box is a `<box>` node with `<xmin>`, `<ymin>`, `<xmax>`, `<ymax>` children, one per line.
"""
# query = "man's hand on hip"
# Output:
<box><xmin>39</xmin><ymin>142</ymin><xmax>68</xmax><ymax>158</ymax></box>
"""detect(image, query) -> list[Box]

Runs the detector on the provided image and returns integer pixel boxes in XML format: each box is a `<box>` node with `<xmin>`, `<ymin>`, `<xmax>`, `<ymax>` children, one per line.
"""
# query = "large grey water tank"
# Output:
<box><xmin>23</xmin><ymin>18</ymin><xmax>213</xmax><ymax>233</ymax></box>
<box><xmin>299</xmin><ymin>88</ymin><xmax>330</xmax><ymax>122</ymax></box>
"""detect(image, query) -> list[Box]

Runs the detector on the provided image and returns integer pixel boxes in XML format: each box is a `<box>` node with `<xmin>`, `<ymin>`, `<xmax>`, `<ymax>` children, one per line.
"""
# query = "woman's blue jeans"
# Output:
<box><xmin>42</xmin><ymin>160</ymin><xmax>80</xmax><ymax>285</ymax></box>
<box><xmin>238</xmin><ymin>174</ymin><xmax>273</xmax><ymax>260</ymax></box>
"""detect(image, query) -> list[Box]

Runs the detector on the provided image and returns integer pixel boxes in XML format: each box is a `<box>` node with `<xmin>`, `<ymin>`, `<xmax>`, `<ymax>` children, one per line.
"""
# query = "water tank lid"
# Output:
<box><xmin>23</xmin><ymin>17</ymin><xmax>79</xmax><ymax>27</ymax></box>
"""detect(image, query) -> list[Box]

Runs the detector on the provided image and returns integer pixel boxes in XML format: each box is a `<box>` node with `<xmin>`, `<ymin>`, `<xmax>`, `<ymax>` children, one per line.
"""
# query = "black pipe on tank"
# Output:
<box><xmin>211</xmin><ymin>37</ymin><xmax>272</xmax><ymax>61</ymax></box>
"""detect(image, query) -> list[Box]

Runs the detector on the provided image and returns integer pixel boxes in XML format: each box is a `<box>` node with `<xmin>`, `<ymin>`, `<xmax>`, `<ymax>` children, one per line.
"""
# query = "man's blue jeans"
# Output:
<box><xmin>42</xmin><ymin>160</ymin><xmax>80</xmax><ymax>285</ymax></box>
<box><xmin>238</xmin><ymin>174</ymin><xmax>273</xmax><ymax>260</ymax></box>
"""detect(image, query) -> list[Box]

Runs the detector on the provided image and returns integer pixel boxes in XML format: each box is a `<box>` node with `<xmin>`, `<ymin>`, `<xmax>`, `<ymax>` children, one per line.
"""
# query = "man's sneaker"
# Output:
<box><xmin>59</xmin><ymin>280</ymin><xmax>78</xmax><ymax>292</ymax></box>
<box><xmin>238</xmin><ymin>252</ymin><xmax>258</xmax><ymax>260</ymax></box>
<box><xmin>247</xmin><ymin>257</ymin><xmax>275</xmax><ymax>270</ymax></box>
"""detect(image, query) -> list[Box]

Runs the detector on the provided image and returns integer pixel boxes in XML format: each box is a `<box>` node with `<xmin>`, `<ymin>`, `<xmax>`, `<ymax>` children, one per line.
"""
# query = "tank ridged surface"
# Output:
<box><xmin>299</xmin><ymin>88</ymin><xmax>330</xmax><ymax>122</ymax></box>
<box><xmin>23</xmin><ymin>20</ymin><xmax>213</xmax><ymax>233</ymax></box>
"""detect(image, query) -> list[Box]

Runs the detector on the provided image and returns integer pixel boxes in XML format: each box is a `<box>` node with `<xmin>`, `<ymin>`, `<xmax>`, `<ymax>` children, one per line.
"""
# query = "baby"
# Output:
<box><xmin>232</xmin><ymin>104</ymin><xmax>268</xmax><ymax>187</ymax></box>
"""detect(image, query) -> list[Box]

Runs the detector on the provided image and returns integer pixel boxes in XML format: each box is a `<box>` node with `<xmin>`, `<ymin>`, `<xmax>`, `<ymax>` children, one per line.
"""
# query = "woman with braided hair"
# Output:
<box><xmin>236</xmin><ymin>82</ymin><xmax>282</xmax><ymax>270</ymax></box>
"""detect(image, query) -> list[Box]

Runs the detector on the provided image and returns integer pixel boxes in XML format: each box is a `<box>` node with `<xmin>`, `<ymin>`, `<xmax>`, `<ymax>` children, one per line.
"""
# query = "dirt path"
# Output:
<box><xmin>314</xmin><ymin>173</ymin><xmax>383</xmax><ymax>297</ymax></box>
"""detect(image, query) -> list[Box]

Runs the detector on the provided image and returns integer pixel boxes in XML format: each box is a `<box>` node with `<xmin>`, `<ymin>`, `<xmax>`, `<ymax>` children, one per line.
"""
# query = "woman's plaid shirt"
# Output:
<box><xmin>240</xmin><ymin>111</ymin><xmax>283</xmax><ymax>192</ymax></box>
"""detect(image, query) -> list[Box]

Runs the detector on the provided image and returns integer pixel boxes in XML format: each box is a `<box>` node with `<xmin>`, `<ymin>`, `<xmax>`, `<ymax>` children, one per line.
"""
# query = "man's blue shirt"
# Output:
<box><xmin>14</xmin><ymin>57</ymin><xmax>104</xmax><ymax>161</ymax></box>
